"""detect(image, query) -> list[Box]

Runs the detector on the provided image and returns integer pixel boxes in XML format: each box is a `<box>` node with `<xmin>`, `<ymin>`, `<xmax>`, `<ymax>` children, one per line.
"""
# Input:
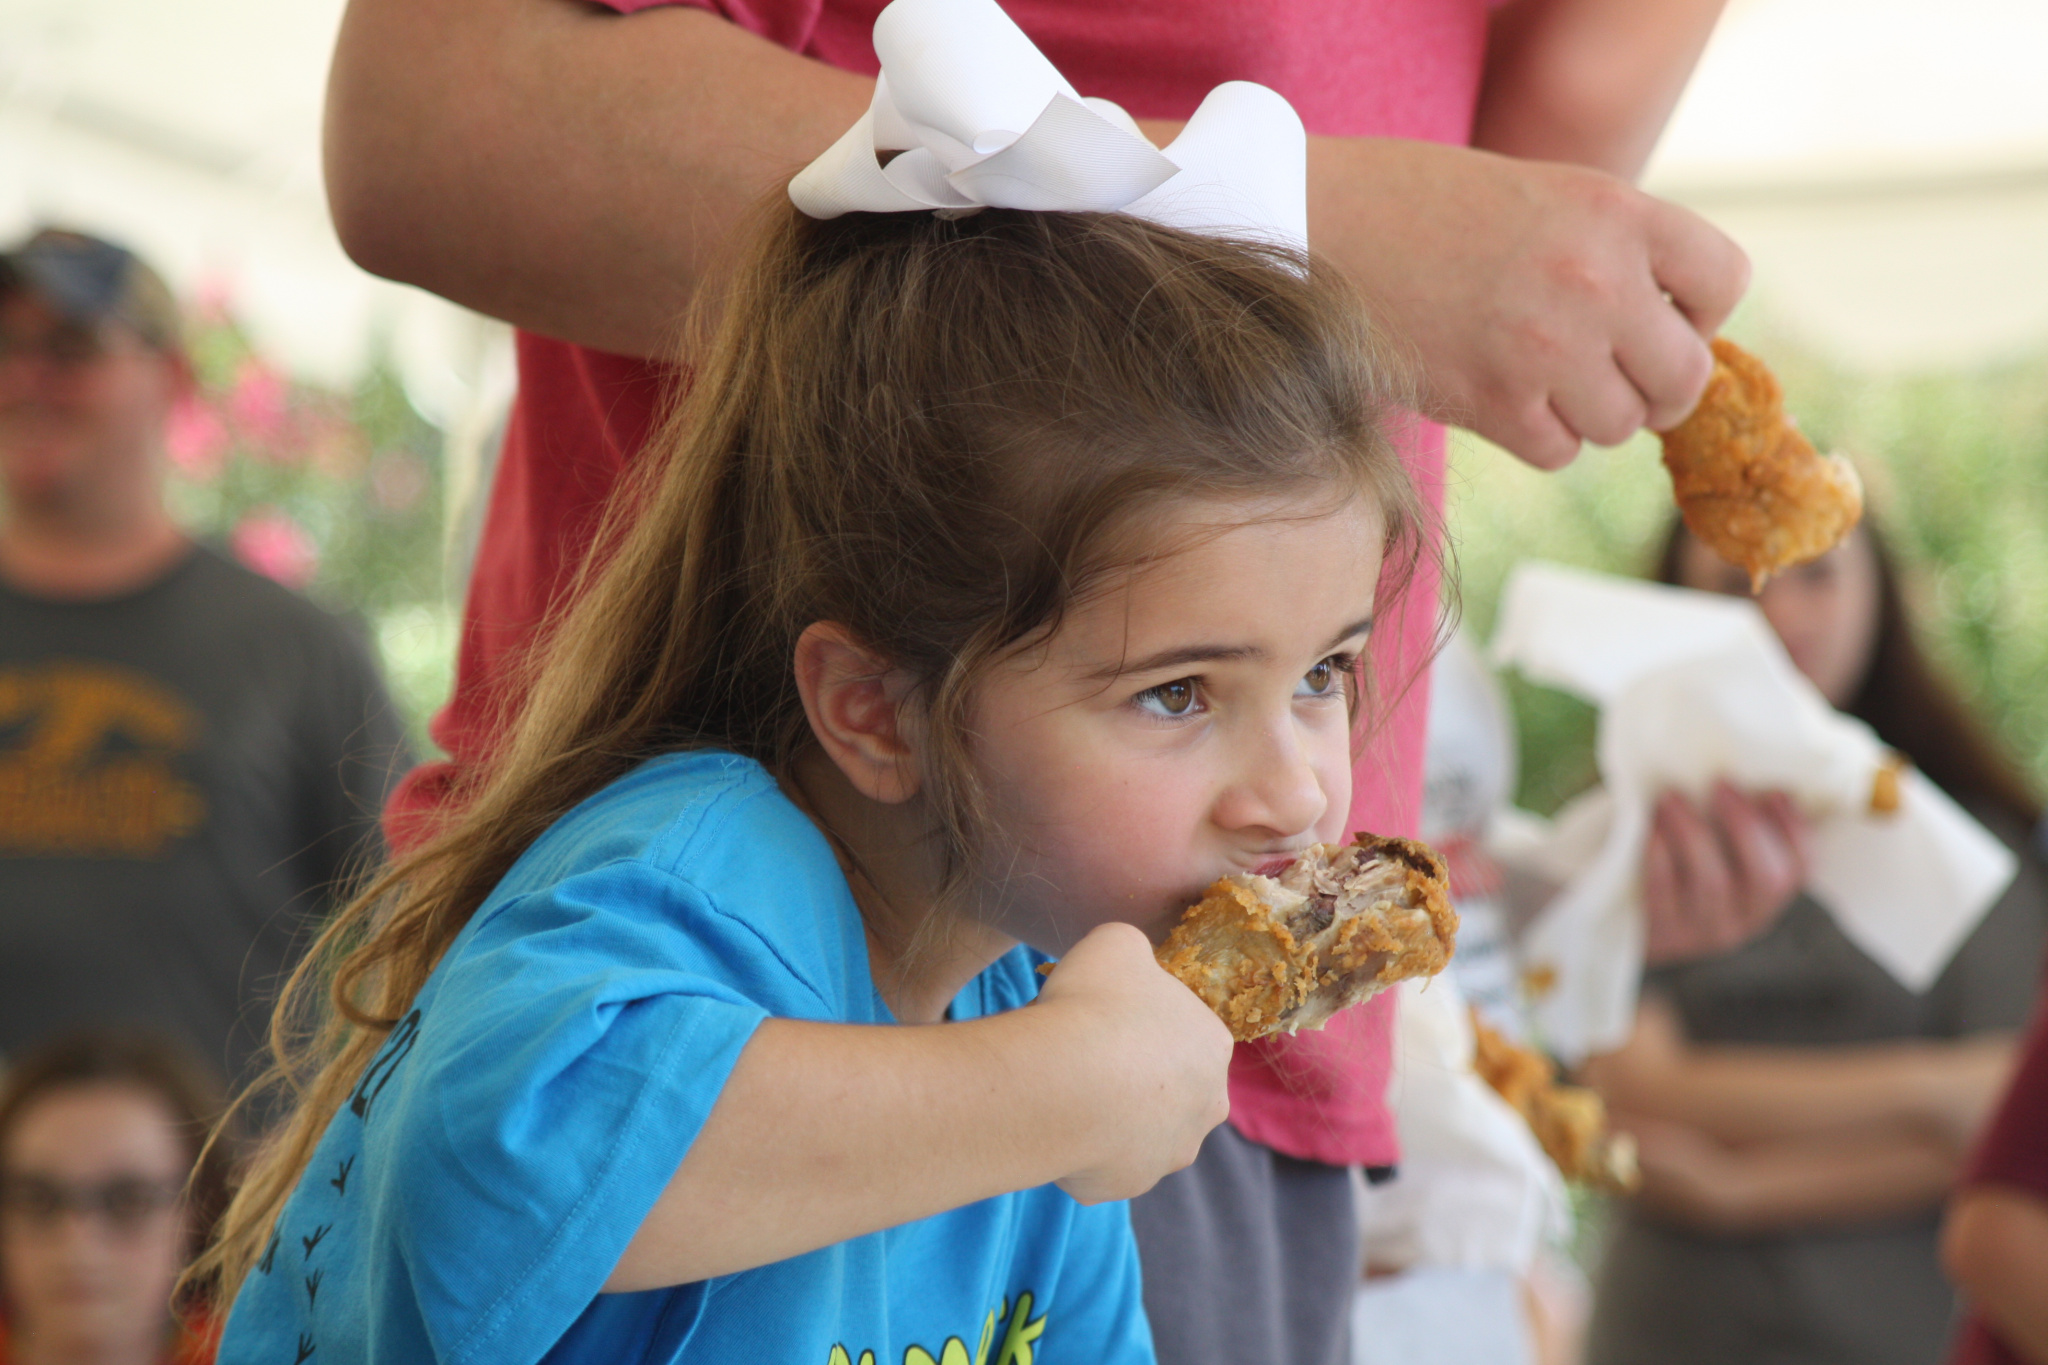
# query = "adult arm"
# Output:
<box><xmin>1945</xmin><ymin>1187</ymin><xmax>2048</xmax><ymax>1364</ymax></box>
<box><xmin>1308</xmin><ymin>0</ymin><xmax>1743</xmax><ymax>465</ymax></box>
<box><xmin>604</xmin><ymin>922</ymin><xmax>1231</xmax><ymax>1291</ymax></box>
<box><xmin>327</xmin><ymin>0</ymin><xmax>1746</xmax><ymax>466</ymax></box>
<box><xmin>1619</xmin><ymin>1112</ymin><xmax>1959</xmax><ymax>1234</ymax></box>
<box><xmin>1473</xmin><ymin>0</ymin><xmax>1730</xmax><ymax>180</ymax></box>
<box><xmin>325</xmin><ymin>0</ymin><xmax>871</xmax><ymax>355</ymax></box>
<box><xmin>1587</xmin><ymin>996</ymin><xmax>2017</xmax><ymax>1152</ymax></box>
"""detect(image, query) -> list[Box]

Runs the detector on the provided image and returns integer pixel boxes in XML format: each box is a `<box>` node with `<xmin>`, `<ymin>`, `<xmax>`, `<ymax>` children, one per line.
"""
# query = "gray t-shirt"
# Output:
<box><xmin>0</xmin><ymin>544</ymin><xmax>410</xmax><ymax>1086</ymax></box>
<box><xmin>1587</xmin><ymin>807</ymin><xmax>2048</xmax><ymax>1365</ymax></box>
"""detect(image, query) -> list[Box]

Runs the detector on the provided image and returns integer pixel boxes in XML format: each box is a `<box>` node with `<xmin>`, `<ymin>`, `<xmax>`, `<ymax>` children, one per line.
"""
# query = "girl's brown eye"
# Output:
<box><xmin>1299</xmin><ymin>659</ymin><xmax>1339</xmax><ymax>696</ymax></box>
<box><xmin>1139</xmin><ymin>678</ymin><xmax>1198</xmax><ymax>717</ymax></box>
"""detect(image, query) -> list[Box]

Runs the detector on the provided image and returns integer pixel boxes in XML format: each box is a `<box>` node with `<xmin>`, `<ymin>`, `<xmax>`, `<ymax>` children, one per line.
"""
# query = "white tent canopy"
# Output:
<box><xmin>0</xmin><ymin>0</ymin><xmax>506</xmax><ymax>427</ymax></box>
<box><xmin>4</xmin><ymin>0</ymin><xmax>2045</xmax><ymax>402</ymax></box>
<box><xmin>1646</xmin><ymin>0</ymin><xmax>2048</xmax><ymax>370</ymax></box>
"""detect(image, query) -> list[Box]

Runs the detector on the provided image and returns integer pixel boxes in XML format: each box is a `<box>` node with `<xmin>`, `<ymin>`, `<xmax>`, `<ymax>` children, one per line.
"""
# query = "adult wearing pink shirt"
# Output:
<box><xmin>323</xmin><ymin>1</ymin><xmax>1744</xmax><ymax>1359</ymax></box>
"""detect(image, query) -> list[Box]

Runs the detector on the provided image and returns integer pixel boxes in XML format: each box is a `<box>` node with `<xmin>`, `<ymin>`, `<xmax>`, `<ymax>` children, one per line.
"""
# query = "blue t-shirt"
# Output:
<box><xmin>218</xmin><ymin>750</ymin><xmax>1152</xmax><ymax>1365</ymax></box>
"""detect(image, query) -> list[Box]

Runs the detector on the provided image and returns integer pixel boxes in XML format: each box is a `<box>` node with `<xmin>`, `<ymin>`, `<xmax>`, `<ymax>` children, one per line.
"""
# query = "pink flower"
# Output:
<box><xmin>164</xmin><ymin>396</ymin><xmax>228</xmax><ymax>480</ymax></box>
<box><xmin>228</xmin><ymin>360</ymin><xmax>291</xmax><ymax>449</ymax></box>
<box><xmin>231</xmin><ymin>509</ymin><xmax>319</xmax><ymax>589</ymax></box>
<box><xmin>190</xmin><ymin>274</ymin><xmax>236</xmax><ymax>326</ymax></box>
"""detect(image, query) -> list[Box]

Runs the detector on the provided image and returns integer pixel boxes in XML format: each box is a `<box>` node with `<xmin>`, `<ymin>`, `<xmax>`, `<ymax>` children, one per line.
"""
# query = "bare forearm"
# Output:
<box><xmin>1643</xmin><ymin>1126</ymin><xmax>1957</xmax><ymax>1234</ymax></box>
<box><xmin>1946</xmin><ymin>1187</ymin><xmax>2048</xmax><ymax>1363</ymax></box>
<box><xmin>1595</xmin><ymin>1036</ymin><xmax>2014</xmax><ymax>1150</ymax></box>
<box><xmin>604</xmin><ymin>1013</ymin><xmax>1088</xmax><ymax>1290</ymax></box>
<box><xmin>604</xmin><ymin>919</ymin><xmax>1237</xmax><ymax>1295</ymax></box>
<box><xmin>325</xmin><ymin>0</ymin><xmax>871</xmax><ymax>354</ymax></box>
<box><xmin>1472</xmin><ymin>0</ymin><xmax>1728</xmax><ymax>180</ymax></box>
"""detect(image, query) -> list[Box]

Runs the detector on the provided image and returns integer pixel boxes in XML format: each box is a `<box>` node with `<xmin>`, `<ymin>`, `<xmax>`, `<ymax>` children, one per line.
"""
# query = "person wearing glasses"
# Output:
<box><xmin>0</xmin><ymin>1030</ymin><xmax>234</xmax><ymax>1365</ymax></box>
<box><xmin>0</xmin><ymin>229</ymin><xmax>409</xmax><ymax>1088</ymax></box>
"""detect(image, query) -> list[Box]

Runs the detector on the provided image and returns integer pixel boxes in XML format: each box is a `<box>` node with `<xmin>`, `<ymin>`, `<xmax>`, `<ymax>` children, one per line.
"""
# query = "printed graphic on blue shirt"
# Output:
<box><xmin>829</xmin><ymin>1291</ymin><xmax>1047</xmax><ymax>1365</ymax></box>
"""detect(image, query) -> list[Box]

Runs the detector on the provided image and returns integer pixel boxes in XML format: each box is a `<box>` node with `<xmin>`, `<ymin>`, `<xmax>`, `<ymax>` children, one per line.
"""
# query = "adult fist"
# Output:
<box><xmin>1033</xmin><ymin>922</ymin><xmax>1233</xmax><ymax>1204</ymax></box>
<box><xmin>1309</xmin><ymin>138</ymin><xmax>1750</xmax><ymax>468</ymax></box>
<box><xmin>1643</xmin><ymin>783</ymin><xmax>1809</xmax><ymax>964</ymax></box>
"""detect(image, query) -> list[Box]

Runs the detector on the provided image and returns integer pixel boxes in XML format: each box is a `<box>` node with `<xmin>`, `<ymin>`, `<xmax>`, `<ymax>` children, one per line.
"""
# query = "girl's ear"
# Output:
<box><xmin>793</xmin><ymin>622</ymin><xmax>923</xmax><ymax>804</ymax></box>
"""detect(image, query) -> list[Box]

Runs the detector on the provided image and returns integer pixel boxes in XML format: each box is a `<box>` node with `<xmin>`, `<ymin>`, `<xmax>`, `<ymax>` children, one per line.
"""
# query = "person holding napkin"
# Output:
<box><xmin>1580</xmin><ymin>515</ymin><xmax>2048</xmax><ymax>1365</ymax></box>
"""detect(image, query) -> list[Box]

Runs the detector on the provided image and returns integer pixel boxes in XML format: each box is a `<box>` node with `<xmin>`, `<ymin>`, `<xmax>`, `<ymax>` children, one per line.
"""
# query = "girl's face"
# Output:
<box><xmin>1675</xmin><ymin>525</ymin><xmax>1882</xmax><ymax>708</ymax></box>
<box><xmin>0</xmin><ymin>1082</ymin><xmax>190</xmax><ymax>1357</ymax></box>
<box><xmin>964</xmin><ymin>492</ymin><xmax>1386</xmax><ymax>953</ymax></box>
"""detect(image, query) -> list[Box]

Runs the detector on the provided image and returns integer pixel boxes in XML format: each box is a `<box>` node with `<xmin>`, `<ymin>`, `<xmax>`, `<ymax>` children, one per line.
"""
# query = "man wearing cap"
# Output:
<box><xmin>0</xmin><ymin>228</ymin><xmax>410</xmax><ymax>1086</ymax></box>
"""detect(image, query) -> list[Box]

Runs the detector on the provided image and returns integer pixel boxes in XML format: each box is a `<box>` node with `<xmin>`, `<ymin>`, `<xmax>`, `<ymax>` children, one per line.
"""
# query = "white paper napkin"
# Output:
<box><xmin>1364</xmin><ymin>976</ymin><xmax>1571</xmax><ymax>1274</ymax></box>
<box><xmin>1490</xmin><ymin>561</ymin><xmax>2018</xmax><ymax>1061</ymax></box>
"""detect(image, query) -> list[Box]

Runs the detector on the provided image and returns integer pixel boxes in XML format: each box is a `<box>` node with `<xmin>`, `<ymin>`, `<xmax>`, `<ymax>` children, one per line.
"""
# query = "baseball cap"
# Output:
<box><xmin>0</xmin><ymin>228</ymin><xmax>183</xmax><ymax>352</ymax></box>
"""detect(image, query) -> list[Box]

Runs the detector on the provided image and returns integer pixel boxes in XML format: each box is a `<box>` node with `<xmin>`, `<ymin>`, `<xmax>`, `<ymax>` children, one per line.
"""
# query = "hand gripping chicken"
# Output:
<box><xmin>1660</xmin><ymin>337</ymin><xmax>1863</xmax><ymax>590</ymax></box>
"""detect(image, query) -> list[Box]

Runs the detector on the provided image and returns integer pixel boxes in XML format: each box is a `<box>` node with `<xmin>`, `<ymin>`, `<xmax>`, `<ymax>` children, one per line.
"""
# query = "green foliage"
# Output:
<box><xmin>163</xmin><ymin>307</ymin><xmax>455</xmax><ymax>756</ymax></box>
<box><xmin>1448</xmin><ymin>323</ymin><xmax>2048</xmax><ymax>816</ymax></box>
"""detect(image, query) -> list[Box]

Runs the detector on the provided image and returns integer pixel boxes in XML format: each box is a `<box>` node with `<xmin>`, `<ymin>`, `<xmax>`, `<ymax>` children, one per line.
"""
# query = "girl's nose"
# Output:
<box><xmin>1212</xmin><ymin>718</ymin><xmax>1329</xmax><ymax>837</ymax></box>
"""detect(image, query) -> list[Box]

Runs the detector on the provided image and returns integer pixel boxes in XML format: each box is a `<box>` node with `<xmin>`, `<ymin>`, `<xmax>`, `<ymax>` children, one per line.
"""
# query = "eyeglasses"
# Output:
<box><xmin>0</xmin><ymin>323</ymin><xmax>124</xmax><ymax>370</ymax></box>
<box><xmin>0</xmin><ymin>1174</ymin><xmax>184</xmax><ymax>1234</ymax></box>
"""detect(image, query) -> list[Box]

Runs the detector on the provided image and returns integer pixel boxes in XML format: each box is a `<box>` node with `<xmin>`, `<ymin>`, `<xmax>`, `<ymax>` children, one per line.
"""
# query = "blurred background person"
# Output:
<box><xmin>0</xmin><ymin>229</ymin><xmax>410</xmax><ymax>1086</ymax></box>
<box><xmin>1582</xmin><ymin>515</ymin><xmax>2048</xmax><ymax>1365</ymax></box>
<box><xmin>0</xmin><ymin>1029</ymin><xmax>233</xmax><ymax>1365</ymax></box>
<box><xmin>1944</xmin><ymin>976</ymin><xmax>2048</xmax><ymax>1365</ymax></box>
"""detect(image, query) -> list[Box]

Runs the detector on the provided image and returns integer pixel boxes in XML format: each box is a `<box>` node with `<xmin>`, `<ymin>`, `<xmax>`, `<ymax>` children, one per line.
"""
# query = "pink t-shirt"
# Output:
<box><xmin>392</xmin><ymin>0</ymin><xmax>1489</xmax><ymax>1167</ymax></box>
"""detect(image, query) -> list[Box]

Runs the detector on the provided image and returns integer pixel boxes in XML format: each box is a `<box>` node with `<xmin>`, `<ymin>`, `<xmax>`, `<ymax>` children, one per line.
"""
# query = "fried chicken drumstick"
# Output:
<box><xmin>1470</xmin><ymin>1015</ymin><xmax>1639</xmax><ymax>1193</ymax></box>
<box><xmin>1660</xmin><ymin>337</ymin><xmax>1862</xmax><ymax>590</ymax></box>
<box><xmin>1155</xmin><ymin>834</ymin><xmax>1457</xmax><ymax>1042</ymax></box>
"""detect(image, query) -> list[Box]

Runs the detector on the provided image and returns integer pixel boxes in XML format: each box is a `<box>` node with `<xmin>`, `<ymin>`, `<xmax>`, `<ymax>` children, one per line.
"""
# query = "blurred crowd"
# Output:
<box><xmin>4</xmin><ymin>0</ymin><xmax>2048</xmax><ymax>1359</ymax></box>
<box><xmin>1</xmin><ymin>229</ymin><xmax>404</xmax><ymax>1363</ymax></box>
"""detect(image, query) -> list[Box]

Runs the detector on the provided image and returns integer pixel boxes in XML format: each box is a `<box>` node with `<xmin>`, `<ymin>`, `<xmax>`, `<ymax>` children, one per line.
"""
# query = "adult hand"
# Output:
<box><xmin>1614</xmin><ymin>1111</ymin><xmax>1754</xmax><ymax>1232</ymax></box>
<box><xmin>1642</xmin><ymin>783</ymin><xmax>1808</xmax><ymax>964</ymax></box>
<box><xmin>1033</xmin><ymin>922</ymin><xmax>1233</xmax><ymax>1204</ymax></box>
<box><xmin>1308</xmin><ymin>138</ymin><xmax>1750</xmax><ymax>468</ymax></box>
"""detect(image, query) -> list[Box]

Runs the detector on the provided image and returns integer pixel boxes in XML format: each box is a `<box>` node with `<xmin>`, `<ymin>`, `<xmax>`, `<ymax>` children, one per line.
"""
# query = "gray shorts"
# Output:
<box><xmin>1129</xmin><ymin>1121</ymin><xmax>1360</xmax><ymax>1365</ymax></box>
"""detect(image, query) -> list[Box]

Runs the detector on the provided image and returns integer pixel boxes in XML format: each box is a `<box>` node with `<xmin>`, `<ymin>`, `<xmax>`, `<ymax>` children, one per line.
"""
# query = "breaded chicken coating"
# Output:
<box><xmin>1155</xmin><ymin>834</ymin><xmax>1457</xmax><ymax>1043</ymax></box>
<box><xmin>1661</xmin><ymin>337</ymin><xmax>1862</xmax><ymax>590</ymax></box>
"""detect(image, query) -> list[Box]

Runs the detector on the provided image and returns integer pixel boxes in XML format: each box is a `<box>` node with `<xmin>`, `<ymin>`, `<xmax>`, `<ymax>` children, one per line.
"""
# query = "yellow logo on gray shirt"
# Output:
<box><xmin>0</xmin><ymin>662</ymin><xmax>205</xmax><ymax>856</ymax></box>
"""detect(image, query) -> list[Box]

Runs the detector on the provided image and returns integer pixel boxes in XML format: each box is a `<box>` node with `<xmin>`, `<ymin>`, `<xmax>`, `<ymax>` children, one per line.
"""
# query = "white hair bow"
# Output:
<box><xmin>788</xmin><ymin>0</ymin><xmax>1309</xmax><ymax>252</ymax></box>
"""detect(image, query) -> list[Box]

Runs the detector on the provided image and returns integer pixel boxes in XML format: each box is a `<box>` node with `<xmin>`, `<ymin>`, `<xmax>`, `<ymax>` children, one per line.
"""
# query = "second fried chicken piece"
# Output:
<box><xmin>1660</xmin><ymin>337</ymin><xmax>1862</xmax><ymax>590</ymax></box>
<box><xmin>1155</xmin><ymin>834</ymin><xmax>1456</xmax><ymax>1042</ymax></box>
<box><xmin>1471</xmin><ymin>1015</ymin><xmax>1640</xmax><ymax>1193</ymax></box>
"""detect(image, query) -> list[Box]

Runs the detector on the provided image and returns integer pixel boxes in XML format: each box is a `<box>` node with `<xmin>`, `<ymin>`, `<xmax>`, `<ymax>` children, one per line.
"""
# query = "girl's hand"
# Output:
<box><xmin>1031</xmin><ymin>922</ymin><xmax>1233</xmax><ymax>1204</ymax></box>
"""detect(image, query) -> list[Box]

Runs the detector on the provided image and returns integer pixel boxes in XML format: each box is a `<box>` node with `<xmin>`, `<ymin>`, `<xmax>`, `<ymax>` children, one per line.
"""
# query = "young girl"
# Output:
<box><xmin>199</xmin><ymin>146</ymin><xmax>1423</xmax><ymax>1365</ymax></box>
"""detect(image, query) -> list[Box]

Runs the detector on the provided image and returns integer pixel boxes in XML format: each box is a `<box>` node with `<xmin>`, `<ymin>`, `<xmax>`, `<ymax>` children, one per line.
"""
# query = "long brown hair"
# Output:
<box><xmin>193</xmin><ymin>200</ymin><xmax>1425</xmax><ymax>1300</ymax></box>
<box><xmin>1656</xmin><ymin>516</ymin><xmax>2041</xmax><ymax>828</ymax></box>
<box><xmin>0</xmin><ymin>1029</ymin><xmax>236</xmax><ymax>1309</ymax></box>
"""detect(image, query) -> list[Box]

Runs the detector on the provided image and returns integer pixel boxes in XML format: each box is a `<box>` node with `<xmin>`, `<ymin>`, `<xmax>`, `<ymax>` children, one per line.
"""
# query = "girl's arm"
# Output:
<box><xmin>1585</xmin><ymin>995</ymin><xmax>2017</xmax><ymax>1153</ymax></box>
<box><xmin>1945</xmin><ymin>1187</ymin><xmax>2048</xmax><ymax>1363</ymax></box>
<box><xmin>603</xmin><ymin>922</ymin><xmax>1232</xmax><ymax>1292</ymax></box>
<box><xmin>1619</xmin><ymin>1114</ymin><xmax>1957</xmax><ymax>1234</ymax></box>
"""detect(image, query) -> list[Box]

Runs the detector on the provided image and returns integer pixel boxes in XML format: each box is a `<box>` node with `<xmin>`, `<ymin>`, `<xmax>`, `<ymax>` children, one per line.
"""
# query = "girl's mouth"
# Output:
<box><xmin>1250</xmin><ymin>853</ymin><xmax>1302</xmax><ymax>878</ymax></box>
